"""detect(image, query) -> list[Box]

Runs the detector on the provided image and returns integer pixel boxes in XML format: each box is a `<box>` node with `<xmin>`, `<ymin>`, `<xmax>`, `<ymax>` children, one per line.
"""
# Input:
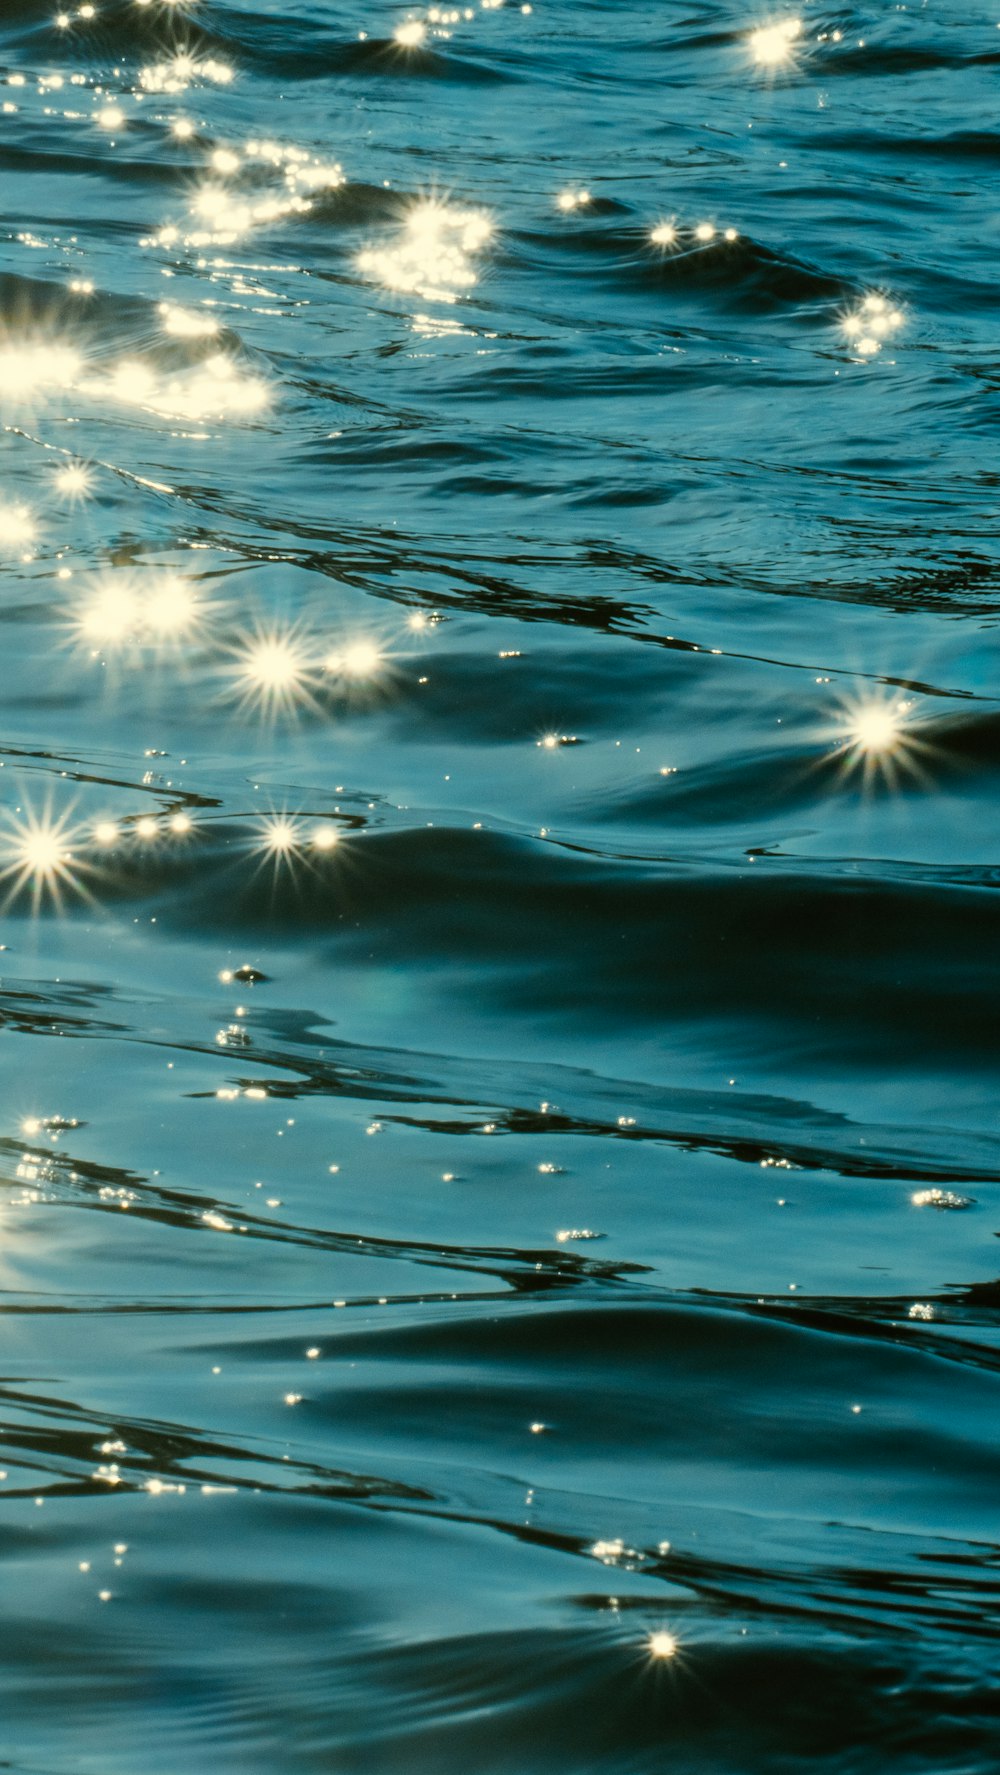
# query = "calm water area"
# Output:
<box><xmin>1</xmin><ymin>0</ymin><xmax>999</xmax><ymax>1768</ymax></box>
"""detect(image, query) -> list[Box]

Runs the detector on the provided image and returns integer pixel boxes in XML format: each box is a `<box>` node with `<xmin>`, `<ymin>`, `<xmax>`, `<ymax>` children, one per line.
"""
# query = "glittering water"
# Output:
<box><xmin>1</xmin><ymin>0</ymin><xmax>999</xmax><ymax>1768</ymax></box>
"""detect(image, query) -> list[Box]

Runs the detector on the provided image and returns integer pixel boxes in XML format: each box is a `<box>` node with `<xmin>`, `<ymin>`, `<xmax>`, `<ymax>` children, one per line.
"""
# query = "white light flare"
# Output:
<box><xmin>829</xmin><ymin>692</ymin><xmax>930</xmax><ymax>792</ymax></box>
<box><xmin>647</xmin><ymin>1630</ymin><xmax>679</xmax><ymax>1661</ymax></box>
<box><xmin>840</xmin><ymin>292</ymin><xmax>906</xmax><ymax>357</ymax></box>
<box><xmin>394</xmin><ymin>19</ymin><xmax>429</xmax><ymax>47</ymax></box>
<box><xmin>748</xmin><ymin>16</ymin><xmax>802</xmax><ymax>69</ymax></box>
<box><xmin>357</xmin><ymin>199</ymin><xmax>494</xmax><ymax>302</ymax></box>
<box><xmin>0</xmin><ymin>343</ymin><xmax>83</xmax><ymax>405</ymax></box>
<box><xmin>0</xmin><ymin>504</ymin><xmax>37</xmax><ymax>550</ymax></box>
<box><xmin>54</xmin><ymin>461</ymin><xmax>94</xmax><ymax>500</ymax></box>
<box><xmin>0</xmin><ymin>802</ymin><xmax>90</xmax><ymax>913</ymax></box>
<box><xmin>325</xmin><ymin>639</ymin><xmax>383</xmax><ymax>681</ymax></box>
<box><xmin>228</xmin><ymin>628</ymin><xmax>316</xmax><ymax>721</ymax></box>
<box><xmin>849</xmin><ymin>702</ymin><xmax>903</xmax><ymax>755</ymax></box>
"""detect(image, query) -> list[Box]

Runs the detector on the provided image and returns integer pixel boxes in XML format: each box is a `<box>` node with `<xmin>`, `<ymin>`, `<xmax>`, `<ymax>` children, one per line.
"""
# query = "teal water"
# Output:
<box><xmin>1</xmin><ymin>1</ymin><xmax>999</xmax><ymax>1768</ymax></box>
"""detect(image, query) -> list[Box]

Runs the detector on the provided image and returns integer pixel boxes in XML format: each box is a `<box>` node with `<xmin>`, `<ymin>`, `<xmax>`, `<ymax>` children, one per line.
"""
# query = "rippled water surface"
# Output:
<box><xmin>1</xmin><ymin>0</ymin><xmax>999</xmax><ymax>1768</ymax></box>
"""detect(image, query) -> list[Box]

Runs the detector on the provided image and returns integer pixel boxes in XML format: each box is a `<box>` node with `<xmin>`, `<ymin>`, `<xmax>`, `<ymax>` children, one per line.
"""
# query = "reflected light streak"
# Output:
<box><xmin>159</xmin><ymin>301</ymin><xmax>220</xmax><ymax>338</ymax></box>
<box><xmin>91</xmin><ymin>353</ymin><xmax>270</xmax><ymax>421</ymax></box>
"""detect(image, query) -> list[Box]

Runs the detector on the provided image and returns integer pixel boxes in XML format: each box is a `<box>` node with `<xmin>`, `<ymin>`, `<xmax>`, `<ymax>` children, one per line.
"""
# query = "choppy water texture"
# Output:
<box><xmin>0</xmin><ymin>0</ymin><xmax>998</xmax><ymax>1767</ymax></box>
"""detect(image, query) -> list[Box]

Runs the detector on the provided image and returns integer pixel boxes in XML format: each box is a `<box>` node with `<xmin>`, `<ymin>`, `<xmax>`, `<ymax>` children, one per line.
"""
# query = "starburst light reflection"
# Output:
<box><xmin>0</xmin><ymin>801</ymin><xmax>90</xmax><ymax>913</ymax></box>
<box><xmin>647</xmin><ymin>1630</ymin><xmax>679</xmax><ymax>1661</ymax></box>
<box><xmin>228</xmin><ymin>628</ymin><xmax>317</xmax><ymax>722</ymax></box>
<box><xmin>251</xmin><ymin>813</ymin><xmax>307</xmax><ymax>881</ymax></box>
<box><xmin>54</xmin><ymin>461</ymin><xmax>94</xmax><ymax>500</ymax></box>
<box><xmin>829</xmin><ymin>693</ymin><xmax>932</xmax><ymax>793</ymax></box>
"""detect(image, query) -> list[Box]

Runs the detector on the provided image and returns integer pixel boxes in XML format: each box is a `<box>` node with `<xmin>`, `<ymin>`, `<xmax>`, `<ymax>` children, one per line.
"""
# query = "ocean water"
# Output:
<box><xmin>1</xmin><ymin>0</ymin><xmax>998</xmax><ymax>1768</ymax></box>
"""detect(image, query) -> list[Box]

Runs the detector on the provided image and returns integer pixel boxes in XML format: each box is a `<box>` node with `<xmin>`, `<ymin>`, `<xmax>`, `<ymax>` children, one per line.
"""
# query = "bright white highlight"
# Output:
<box><xmin>357</xmin><ymin>199</ymin><xmax>494</xmax><ymax>302</ymax></box>
<box><xmin>850</xmin><ymin>704</ymin><xmax>902</xmax><ymax>754</ymax></box>
<box><xmin>54</xmin><ymin>461</ymin><xmax>94</xmax><ymax>499</ymax></box>
<box><xmin>748</xmin><ymin>17</ymin><xmax>802</xmax><ymax>67</ymax></box>
<box><xmin>0</xmin><ymin>802</ymin><xmax>88</xmax><ymax>911</ymax></box>
<box><xmin>648</xmin><ymin>1631</ymin><xmax>679</xmax><ymax>1660</ymax></box>
<box><xmin>840</xmin><ymin>292</ymin><xmax>906</xmax><ymax>357</ymax></box>
<box><xmin>394</xmin><ymin>19</ymin><xmax>428</xmax><ymax>46</ymax></box>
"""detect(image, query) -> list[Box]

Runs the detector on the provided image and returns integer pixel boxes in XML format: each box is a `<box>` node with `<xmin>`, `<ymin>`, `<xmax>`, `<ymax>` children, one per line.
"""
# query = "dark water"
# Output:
<box><xmin>1</xmin><ymin>0</ymin><xmax>999</xmax><ymax>1767</ymax></box>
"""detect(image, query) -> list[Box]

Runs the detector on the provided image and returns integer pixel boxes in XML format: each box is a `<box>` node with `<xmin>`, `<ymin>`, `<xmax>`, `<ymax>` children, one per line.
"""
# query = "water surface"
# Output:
<box><xmin>1</xmin><ymin>0</ymin><xmax>999</xmax><ymax>1769</ymax></box>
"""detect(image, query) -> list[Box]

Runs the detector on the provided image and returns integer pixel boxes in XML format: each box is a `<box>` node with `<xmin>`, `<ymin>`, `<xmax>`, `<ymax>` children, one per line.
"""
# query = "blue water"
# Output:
<box><xmin>1</xmin><ymin>0</ymin><xmax>999</xmax><ymax>1768</ymax></box>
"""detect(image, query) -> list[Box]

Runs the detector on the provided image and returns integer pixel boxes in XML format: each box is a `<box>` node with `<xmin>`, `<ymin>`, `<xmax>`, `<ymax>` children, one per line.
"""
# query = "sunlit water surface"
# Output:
<box><xmin>1</xmin><ymin>0</ymin><xmax>999</xmax><ymax>1769</ymax></box>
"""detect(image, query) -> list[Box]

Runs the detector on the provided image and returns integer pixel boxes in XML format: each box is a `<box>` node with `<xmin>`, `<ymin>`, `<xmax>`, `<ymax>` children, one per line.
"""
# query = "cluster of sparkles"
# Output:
<box><xmin>139</xmin><ymin>53</ymin><xmax>234</xmax><ymax>95</ymax></box>
<box><xmin>225</xmin><ymin>627</ymin><xmax>386</xmax><ymax>721</ymax></box>
<box><xmin>556</xmin><ymin>188</ymin><xmax>591</xmax><ymax>212</ymax></box>
<box><xmin>392</xmin><ymin>3</ymin><xmax>532</xmax><ymax>45</ymax></box>
<box><xmin>95</xmin><ymin>353</ymin><xmax>270</xmax><ymax>421</ymax></box>
<box><xmin>73</xmin><ymin>574</ymin><xmax>209</xmax><ymax>650</ymax></box>
<box><xmin>0</xmin><ymin>797</ymin><xmax>198</xmax><ymax>910</ymax></box>
<box><xmin>357</xmin><ymin>199</ymin><xmax>494</xmax><ymax>302</ymax></box>
<box><xmin>253</xmin><ymin>813</ymin><xmax>341</xmax><ymax>873</ymax></box>
<box><xmin>649</xmin><ymin>219</ymin><xmax>739</xmax><ymax>248</ymax></box>
<box><xmin>841</xmin><ymin>293</ymin><xmax>905</xmax><ymax>357</ymax></box>
<box><xmin>0</xmin><ymin>334</ymin><xmax>267</xmax><ymax>425</ymax></box>
<box><xmin>146</xmin><ymin>143</ymin><xmax>344</xmax><ymax>249</ymax></box>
